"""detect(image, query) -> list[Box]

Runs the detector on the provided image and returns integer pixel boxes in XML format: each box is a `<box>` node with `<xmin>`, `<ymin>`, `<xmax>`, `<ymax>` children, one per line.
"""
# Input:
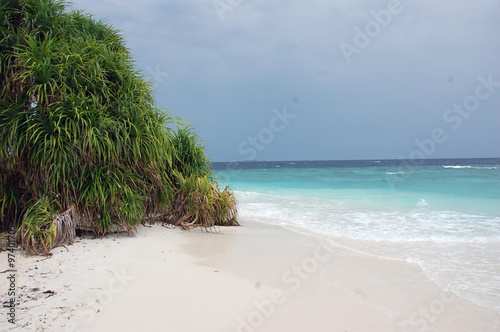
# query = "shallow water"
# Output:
<box><xmin>214</xmin><ymin>158</ymin><xmax>500</xmax><ymax>314</ymax></box>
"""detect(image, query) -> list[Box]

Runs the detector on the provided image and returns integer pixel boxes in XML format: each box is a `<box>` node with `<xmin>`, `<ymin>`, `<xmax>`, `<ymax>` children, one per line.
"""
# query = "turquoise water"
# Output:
<box><xmin>214</xmin><ymin>159</ymin><xmax>500</xmax><ymax>313</ymax></box>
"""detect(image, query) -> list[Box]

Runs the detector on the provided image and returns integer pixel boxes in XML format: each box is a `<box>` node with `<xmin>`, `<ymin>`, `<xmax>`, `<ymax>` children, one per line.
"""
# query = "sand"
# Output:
<box><xmin>1</xmin><ymin>219</ymin><xmax>499</xmax><ymax>332</ymax></box>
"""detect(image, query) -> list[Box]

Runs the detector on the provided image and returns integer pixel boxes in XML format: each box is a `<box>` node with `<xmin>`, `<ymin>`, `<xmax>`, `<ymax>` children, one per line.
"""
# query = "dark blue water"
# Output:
<box><xmin>212</xmin><ymin>157</ymin><xmax>500</xmax><ymax>170</ymax></box>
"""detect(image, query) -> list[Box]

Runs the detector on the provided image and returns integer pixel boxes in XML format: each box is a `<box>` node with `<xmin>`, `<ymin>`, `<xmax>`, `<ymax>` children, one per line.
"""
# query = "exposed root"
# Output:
<box><xmin>52</xmin><ymin>205</ymin><xmax>76</xmax><ymax>247</ymax></box>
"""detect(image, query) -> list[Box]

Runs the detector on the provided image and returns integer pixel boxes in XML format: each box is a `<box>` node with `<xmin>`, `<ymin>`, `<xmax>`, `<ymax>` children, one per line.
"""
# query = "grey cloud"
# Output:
<box><xmin>69</xmin><ymin>0</ymin><xmax>500</xmax><ymax>161</ymax></box>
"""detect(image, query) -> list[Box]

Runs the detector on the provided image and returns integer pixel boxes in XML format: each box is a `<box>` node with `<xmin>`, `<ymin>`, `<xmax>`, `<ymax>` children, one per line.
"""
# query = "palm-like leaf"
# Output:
<box><xmin>1</xmin><ymin>0</ymin><xmax>238</xmax><ymax>254</ymax></box>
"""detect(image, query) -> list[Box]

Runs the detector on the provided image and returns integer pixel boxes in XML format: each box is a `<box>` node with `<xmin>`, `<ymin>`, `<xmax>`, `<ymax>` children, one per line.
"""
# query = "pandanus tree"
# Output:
<box><xmin>0</xmin><ymin>0</ymin><xmax>238</xmax><ymax>254</ymax></box>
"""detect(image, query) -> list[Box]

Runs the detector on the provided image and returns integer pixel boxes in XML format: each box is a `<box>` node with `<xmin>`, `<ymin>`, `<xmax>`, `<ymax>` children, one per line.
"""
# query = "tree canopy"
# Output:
<box><xmin>0</xmin><ymin>0</ymin><xmax>238</xmax><ymax>254</ymax></box>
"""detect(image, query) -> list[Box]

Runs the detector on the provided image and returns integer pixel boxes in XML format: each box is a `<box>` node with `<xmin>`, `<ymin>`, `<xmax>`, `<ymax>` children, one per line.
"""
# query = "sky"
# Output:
<box><xmin>68</xmin><ymin>0</ymin><xmax>500</xmax><ymax>162</ymax></box>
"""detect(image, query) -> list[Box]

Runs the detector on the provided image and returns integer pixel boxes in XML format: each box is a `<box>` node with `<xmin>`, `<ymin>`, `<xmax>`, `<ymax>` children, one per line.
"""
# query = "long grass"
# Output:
<box><xmin>0</xmin><ymin>0</ymin><xmax>238</xmax><ymax>254</ymax></box>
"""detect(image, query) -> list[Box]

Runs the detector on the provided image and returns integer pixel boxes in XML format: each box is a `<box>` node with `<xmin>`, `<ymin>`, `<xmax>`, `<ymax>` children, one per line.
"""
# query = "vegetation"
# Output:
<box><xmin>0</xmin><ymin>0</ymin><xmax>238</xmax><ymax>254</ymax></box>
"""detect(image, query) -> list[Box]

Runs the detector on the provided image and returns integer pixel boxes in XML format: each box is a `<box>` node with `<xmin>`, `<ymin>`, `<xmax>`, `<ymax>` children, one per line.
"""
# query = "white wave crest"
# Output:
<box><xmin>416</xmin><ymin>199</ymin><xmax>429</xmax><ymax>208</ymax></box>
<box><xmin>443</xmin><ymin>165</ymin><xmax>498</xmax><ymax>169</ymax></box>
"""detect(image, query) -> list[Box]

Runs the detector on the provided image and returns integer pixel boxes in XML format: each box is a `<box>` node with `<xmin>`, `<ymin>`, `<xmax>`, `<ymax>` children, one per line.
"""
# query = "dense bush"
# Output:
<box><xmin>0</xmin><ymin>0</ymin><xmax>238</xmax><ymax>254</ymax></box>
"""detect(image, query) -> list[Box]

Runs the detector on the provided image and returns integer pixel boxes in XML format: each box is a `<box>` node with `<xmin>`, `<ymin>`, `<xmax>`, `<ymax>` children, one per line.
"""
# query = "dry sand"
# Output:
<box><xmin>1</xmin><ymin>219</ymin><xmax>499</xmax><ymax>332</ymax></box>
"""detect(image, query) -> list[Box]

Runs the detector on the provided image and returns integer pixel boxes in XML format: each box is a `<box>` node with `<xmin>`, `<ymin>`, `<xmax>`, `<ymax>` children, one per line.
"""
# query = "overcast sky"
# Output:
<box><xmin>69</xmin><ymin>0</ymin><xmax>500</xmax><ymax>162</ymax></box>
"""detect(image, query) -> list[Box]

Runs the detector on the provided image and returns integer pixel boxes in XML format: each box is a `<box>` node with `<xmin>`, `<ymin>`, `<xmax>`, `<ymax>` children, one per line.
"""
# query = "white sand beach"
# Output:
<box><xmin>1</xmin><ymin>220</ymin><xmax>499</xmax><ymax>332</ymax></box>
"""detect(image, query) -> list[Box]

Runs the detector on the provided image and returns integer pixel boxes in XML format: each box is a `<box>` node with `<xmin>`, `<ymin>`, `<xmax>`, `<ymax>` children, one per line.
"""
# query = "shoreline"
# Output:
<box><xmin>1</xmin><ymin>220</ymin><xmax>499</xmax><ymax>331</ymax></box>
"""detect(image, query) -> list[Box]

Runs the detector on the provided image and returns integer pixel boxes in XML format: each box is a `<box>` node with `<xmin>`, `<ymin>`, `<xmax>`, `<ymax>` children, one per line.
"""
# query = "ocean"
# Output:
<box><xmin>213</xmin><ymin>158</ymin><xmax>500</xmax><ymax>315</ymax></box>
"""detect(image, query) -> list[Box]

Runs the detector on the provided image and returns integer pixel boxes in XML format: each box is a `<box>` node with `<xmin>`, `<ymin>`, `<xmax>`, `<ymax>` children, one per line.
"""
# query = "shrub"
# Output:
<box><xmin>0</xmin><ymin>0</ymin><xmax>238</xmax><ymax>254</ymax></box>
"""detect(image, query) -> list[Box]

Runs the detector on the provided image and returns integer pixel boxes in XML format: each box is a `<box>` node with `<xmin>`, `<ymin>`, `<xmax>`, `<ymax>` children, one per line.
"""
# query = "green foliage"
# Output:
<box><xmin>170</xmin><ymin>171</ymin><xmax>238</xmax><ymax>229</ymax></box>
<box><xmin>171</xmin><ymin>126</ymin><xmax>213</xmax><ymax>178</ymax></box>
<box><xmin>18</xmin><ymin>197</ymin><xmax>58</xmax><ymax>255</ymax></box>
<box><xmin>0</xmin><ymin>0</ymin><xmax>238</xmax><ymax>254</ymax></box>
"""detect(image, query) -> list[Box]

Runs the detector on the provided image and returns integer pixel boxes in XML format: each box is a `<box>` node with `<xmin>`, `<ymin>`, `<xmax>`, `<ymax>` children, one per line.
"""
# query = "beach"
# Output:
<box><xmin>2</xmin><ymin>1</ymin><xmax>499</xmax><ymax>331</ymax></box>
<box><xmin>2</xmin><ymin>218</ymin><xmax>499</xmax><ymax>332</ymax></box>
